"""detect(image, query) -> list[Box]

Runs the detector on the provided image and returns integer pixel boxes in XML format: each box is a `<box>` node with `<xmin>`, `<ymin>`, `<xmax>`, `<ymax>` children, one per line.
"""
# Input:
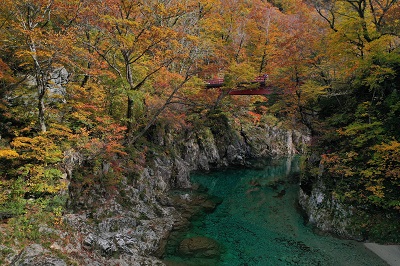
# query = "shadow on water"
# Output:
<box><xmin>162</xmin><ymin>157</ymin><xmax>388</xmax><ymax>266</ymax></box>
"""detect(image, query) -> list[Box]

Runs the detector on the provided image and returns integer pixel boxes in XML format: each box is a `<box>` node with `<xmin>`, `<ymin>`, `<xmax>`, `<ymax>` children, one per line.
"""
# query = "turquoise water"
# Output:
<box><xmin>164</xmin><ymin>158</ymin><xmax>387</xmax><ymax>266</ymax></box>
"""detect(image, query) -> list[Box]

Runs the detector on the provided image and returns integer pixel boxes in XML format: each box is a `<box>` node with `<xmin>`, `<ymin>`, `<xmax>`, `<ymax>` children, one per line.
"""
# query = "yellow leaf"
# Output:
<box><xmin>0</xmin><ymin>149</ymin><xmax>19</xmax><ymax>159</ymax></box>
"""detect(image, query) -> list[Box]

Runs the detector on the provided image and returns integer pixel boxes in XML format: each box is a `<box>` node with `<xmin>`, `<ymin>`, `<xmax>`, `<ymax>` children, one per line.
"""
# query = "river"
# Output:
<box><xmin>163</xmin><ymin>157</ymin><xmax>387</xmax><ymax>266</ymax></box>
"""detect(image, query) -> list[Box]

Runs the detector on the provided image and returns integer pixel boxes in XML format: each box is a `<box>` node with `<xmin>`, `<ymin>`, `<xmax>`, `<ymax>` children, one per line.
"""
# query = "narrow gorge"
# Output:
<box><xmin>7</xmin><ymin>114</ymin><xmax>310</xmax><ymax>265</ymax></box>
<box><xmin>8</xmin><ymin>113</ymin><xmax>390</xmax><ymax>265</ymax></box>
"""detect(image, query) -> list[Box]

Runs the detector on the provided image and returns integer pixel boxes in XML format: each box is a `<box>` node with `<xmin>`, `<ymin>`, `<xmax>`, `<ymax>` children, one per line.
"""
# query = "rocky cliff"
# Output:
<box><xmin>299</xmin><ymin>164</ymin><xmax>400</xmax><ymax>243</ymax></box>
<box><xmin>298</xmin><ymin>178</ymin><xmax>361</xmax><ymax>240</ymax></box>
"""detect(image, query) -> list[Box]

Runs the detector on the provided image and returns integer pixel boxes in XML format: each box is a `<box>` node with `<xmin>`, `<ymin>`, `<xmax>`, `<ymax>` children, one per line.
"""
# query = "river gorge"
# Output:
<box><xmin>162</xmin><ymin>157</ymin><xmax>387</xmax><ymax>265</ymax></box>
<box><xmin>6</xmin><ymin>120</ymin><xmax>393</xmax><ymax>265</ymax></box>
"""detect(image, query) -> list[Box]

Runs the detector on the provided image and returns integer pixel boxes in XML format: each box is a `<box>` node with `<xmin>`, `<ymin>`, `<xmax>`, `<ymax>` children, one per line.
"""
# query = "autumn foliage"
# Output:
<box><xmin>0</xmin><ymin>0</ymin><xmax>399</xmax><ymax>248</ymax></box>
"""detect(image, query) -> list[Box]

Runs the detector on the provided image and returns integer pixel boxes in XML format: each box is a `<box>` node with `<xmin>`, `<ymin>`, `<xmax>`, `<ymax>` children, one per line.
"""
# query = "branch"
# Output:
<box><xmin>129</xmin><ymin>75</ymin><xmax>191</xmax><ymax>144</ymax></box>
<box><xmin>64</xmin><ymin>0</ymin><xmax>84</xmax><ymax>29</ymax></box>
<box><xmin>131</xmin><ymin>58</ymin><xmax>174</xmax><ymax>91</ymax></box>
<box><xmin>315</xmin><ymin>5</ymin><xmax>338</xmax><ymax>31</ymax></box>
<box><xmin>85</xmin><ymin>41</ymin><xmax>125</xmax><ymax>85</ymax></box>
<box><xmin>128</xmin><ymin>37</ymin><xmax>166</xmax><ymax>65</ymax></box>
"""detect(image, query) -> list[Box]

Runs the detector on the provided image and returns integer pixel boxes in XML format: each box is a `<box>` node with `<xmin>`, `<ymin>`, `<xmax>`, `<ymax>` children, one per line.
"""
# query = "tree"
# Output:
<box><xmin>0</xmin><ymin>0</ymin><xmax>81</xmax><ymax>132</ymax></box>
<box><xmin>309</xmin><ymin>0</ymin><xmax>400</xmax><ymax>55</ymax></box>
<box><xmin>85</xmin><ymin>0</ymin><xmax>198</xmax><ymax>140</ymax></box>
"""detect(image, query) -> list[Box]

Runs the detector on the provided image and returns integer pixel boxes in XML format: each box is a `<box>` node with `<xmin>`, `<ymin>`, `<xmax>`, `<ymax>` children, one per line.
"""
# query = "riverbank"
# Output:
<box><xmin>364</xmin><ymin>243</ymin><xmax>400</xmax><ymax>266</ymax></box>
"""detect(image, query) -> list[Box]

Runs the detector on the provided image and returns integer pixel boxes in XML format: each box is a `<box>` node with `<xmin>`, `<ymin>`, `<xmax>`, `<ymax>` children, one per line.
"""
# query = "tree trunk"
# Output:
<box><xmin>38</xmin><ymin>91</ymin><xmax>47</xmax><ymax>132</ymax></box>
<box><xmin>259</xmin><ymin>8</ymin><xmax>271</xmax><ymax>74</ymax></box>
<box><xmin>212</xmin><ymin>88</ymin><xmax>231</xmax><ymax>111</ymax></box>
<box><xmin>124</xmin><ymin>52</ymin><xmax>135</xmax><ymax>139</ymax></box>
<box><xmin>126</xmin><ymin>95</ymin><xmax>134</xmax><ymax>138</ymax></box>
<box><xmin>30</xmin><ymin>39</ymin><xmax>47</xmax><ymax>133</ymax></box>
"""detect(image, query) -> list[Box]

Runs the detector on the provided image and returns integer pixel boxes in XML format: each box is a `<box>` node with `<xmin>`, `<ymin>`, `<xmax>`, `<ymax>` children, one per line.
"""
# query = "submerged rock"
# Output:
<box><xmin>178</xmin><ymin>236</ymin><xmax>221</xmax><ymax>258</ymax></box>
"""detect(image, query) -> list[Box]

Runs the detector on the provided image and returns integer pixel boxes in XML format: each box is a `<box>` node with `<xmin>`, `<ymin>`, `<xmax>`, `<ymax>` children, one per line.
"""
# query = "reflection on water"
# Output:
<box><xmin>163</xmin><ymin>157</ymin><xmax>387</xmax><ymax>266</ymax></box>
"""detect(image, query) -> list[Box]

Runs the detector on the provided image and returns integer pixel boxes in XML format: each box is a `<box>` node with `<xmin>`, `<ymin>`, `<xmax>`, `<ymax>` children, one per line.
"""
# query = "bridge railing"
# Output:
<box><xmin>205</xmin><ymin>74</ymin><xmax>268</xmax><ymax>88</ymax></box>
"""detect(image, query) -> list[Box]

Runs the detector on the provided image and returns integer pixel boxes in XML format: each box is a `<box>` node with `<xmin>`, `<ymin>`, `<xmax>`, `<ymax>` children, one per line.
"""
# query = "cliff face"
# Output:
<box><xmin>298</xmin><ymin>178</ymin><xmax>361</xmax><ymax>240</ymax></box>
<box><xmin>299</xmin><ymin>165</ymin><xmax>400</xmax><ymax>244</ymax></box>
<box><xmin>298</xmin><ymin>155</ymin><xmax>365</xmax><ymax>241</ymax></box>
<box><xmin>144</xmin><ymin>122</ymin><xmax>309</xmax><ymax>193</ymax></box>
<box><xmin>9</xmin><ymin>118</ymin><xmax>310</xmax><ymax>266</ymax></box>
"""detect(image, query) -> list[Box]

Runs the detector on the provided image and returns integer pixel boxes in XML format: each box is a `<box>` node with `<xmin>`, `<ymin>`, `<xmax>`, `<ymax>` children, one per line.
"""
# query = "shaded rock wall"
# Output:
<box><xmin>145</xmin><ymin>123</ymin><xmax>310</xmax><ymax>193</ymax></box>
<box><xmin>298</xmin><ymin>179</ymin><xmax>360</xmax><ymax>240</ymax></box>
<box><xmin>299</xmin><ymin>167</ymin><xmax>400</xmax><ymax>243</ymax></box>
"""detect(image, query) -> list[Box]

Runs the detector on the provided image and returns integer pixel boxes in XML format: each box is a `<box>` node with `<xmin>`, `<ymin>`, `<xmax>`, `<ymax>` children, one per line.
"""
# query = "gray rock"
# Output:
<box><xmin>173</xmin><ymin>158</ymin><xmax>191</xmax><ymax>189</ymax></box>
<box><xmin>47</xmin><ymin>67</ymin><xmax>69</xmax><ymax>101</ymax></box>
<box><xmin>97</xmin><ymin>238</ymin><xmax>117</xmax><ymax>256</ymax></box>
<box><xmin>98</xmin><ymin>217</ymin><xmax>137</xmax><ymax>233</ymax></box>
<box><xmin>83</xmin><ymin>233</ymin><xmax>97</xmax><ymax>248</ymax></box>
<box><xmin>11</xmin><ymin>244</ymin><xmax>67</xmax><ymax>266</ymax></box>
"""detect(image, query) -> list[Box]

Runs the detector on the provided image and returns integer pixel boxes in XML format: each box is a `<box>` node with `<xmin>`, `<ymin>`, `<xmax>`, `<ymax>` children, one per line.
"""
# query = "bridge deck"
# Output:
<box><xmin>205</xmin><ymin>75</ymin><xmax>277</xmax><ymax>95</ymax></box>
<box><xmin>228</xmin><ymin>87</ymin><xmax>274</xmax><ymax>95</ymax></box>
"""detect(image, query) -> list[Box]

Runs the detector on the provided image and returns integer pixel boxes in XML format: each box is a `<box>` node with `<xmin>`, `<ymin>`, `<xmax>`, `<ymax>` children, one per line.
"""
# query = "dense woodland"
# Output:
<box><xmin>0</xmin><ymin>0</ymin><xmax>399</xmax><ymax>252</ymax></box>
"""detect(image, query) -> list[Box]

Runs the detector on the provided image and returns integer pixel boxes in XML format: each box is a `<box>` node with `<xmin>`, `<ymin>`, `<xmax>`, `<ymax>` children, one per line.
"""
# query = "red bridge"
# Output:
<box><xmin>205</xmin><ymin>74</ymin><xmax>277</xmax><ymax>95</ymax></box>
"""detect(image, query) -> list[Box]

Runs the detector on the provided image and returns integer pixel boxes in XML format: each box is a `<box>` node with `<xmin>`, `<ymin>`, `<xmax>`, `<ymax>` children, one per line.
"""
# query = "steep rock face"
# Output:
<box><xmin>298</xmin><ymin>179</ymin><xmax>360</xmax><ymax>240</ymax></box>
<box><xmin>146</xmin><ymin>123</ymin><xmax>310</xmax><ymax>191</ymax></box>
<box><xmin>40</xmin><ymin>183</ymin><xmax>180</xmax><ymax>266</ymax></box>
<box><xmin>240</xmin><ymin>124</ymin><xmax>309</xmax><ymax>157</ymax></box>
<box><xmin>297</xmin><ymin>157</ymin><xmax>389</xmax><ymax>242</ymax></box>
<box><xmin>15</xmin><ymin>120</ymin><xmax>309</xmax><ymax>265</ymax></box>
<box><xmin>299</xmin><ymin>169</ymin><xmax>400</xmax><ymax>243</ymax></box>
